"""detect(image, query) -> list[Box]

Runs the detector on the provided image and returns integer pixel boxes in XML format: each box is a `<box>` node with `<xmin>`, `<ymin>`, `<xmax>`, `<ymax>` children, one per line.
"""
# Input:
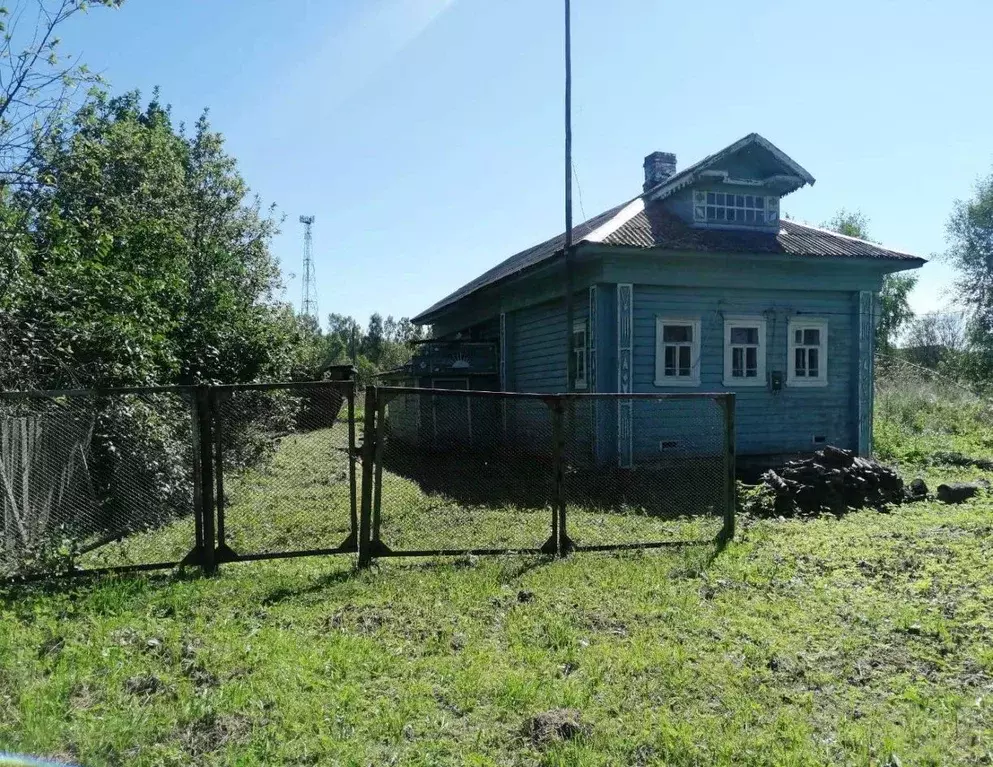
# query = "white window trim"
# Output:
<box><xmin>572</xmin><ymin>318</ymin><xmax>588</xmax><ymax>390</ymax></box>
<box><xmin>723</xmin><ymin>316</ymin><xmax>767</xmax><ymax>387</ymax></box>
<box><xmin>654</xmin><ymin>316</ymin><xmax>701</xmax><ymax>387</ymax></box>
<box><xmin>787</xmin><ymin>317</ymin><xmax>829</xmax><ymax>388</ymax></box>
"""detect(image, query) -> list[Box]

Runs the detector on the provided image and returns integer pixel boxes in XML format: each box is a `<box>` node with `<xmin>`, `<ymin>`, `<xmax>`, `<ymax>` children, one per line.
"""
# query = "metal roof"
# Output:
<box><xmin>412</xmin><ymin>135</ymin><xmax>921</xmax><ymax>323</ymax></box>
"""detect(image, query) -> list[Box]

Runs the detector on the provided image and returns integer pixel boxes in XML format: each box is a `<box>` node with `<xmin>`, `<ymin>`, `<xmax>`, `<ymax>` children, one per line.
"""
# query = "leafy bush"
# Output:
<box><xmin>219</xmin><ymin>390</ymin><xmax>301</xmax><ymax>474</ymax></box>
<box><xmin>88</xmin><ymin>394</ymin><xmax>195</xmax><ymax>542</ymax></box>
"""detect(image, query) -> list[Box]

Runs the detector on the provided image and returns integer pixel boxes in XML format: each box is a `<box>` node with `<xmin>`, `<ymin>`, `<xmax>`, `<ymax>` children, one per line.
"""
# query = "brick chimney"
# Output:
<box><xmin>643</xmin><ymin>151</ymin><xmax>677</xmax><ymax>192</ymax></box>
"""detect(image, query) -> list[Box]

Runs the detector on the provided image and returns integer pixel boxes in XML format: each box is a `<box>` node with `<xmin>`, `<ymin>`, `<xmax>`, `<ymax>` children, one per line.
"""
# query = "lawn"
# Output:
<box><xmin>1</xmin><ymin>376</ymin><xmax>992</xmax><ymax>765</ymax></box>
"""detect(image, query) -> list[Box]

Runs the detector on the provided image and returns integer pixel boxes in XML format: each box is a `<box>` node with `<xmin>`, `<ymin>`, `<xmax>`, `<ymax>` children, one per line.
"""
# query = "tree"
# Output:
<box><xmin>2</xmin><ymin>90</ymin><xmax>302</xmax><ymax>389</ymax></box>
<box><xmin>823</xmin><ymin>208</ymin><xmax>916</xmax><ymax>352</ymax></box>
<box><xmin>327</xmin><ymin>312</ymin><xmax>362</xmax><ymax>362</ymax></box>
<box><xmin>903</xmin><ymin>311</ymin><xmax>968</xmax><ymax>370</ymax></box>
<box><xmin>945</xmin><ymin>169</ymin><xmax>993</xmax><ymax>377</ymax></box>
<box><xmin>364</xmin><ymin>312</ymin><xmax>384</xmax><ymax>364</ymax></box>
<box><xmin>0</xmin><ymin>1</ymin><xmax>123</xmax><ymax>189</ymax></box>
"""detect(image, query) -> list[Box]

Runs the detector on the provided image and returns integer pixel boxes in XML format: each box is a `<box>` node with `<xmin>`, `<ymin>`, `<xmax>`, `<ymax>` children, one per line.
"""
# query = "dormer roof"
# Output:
<box><xmin>643</xmin><ymin>132</ymin><xmax>815</xmax><ymax>202</ymax></box>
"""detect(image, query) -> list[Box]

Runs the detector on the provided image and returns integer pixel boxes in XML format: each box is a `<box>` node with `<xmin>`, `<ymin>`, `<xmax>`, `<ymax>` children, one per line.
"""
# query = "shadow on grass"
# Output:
<box><xmin>382</xmin><ymin>445</ymin><xmax>730</xmax><ymax>520</ymax></box>
<box><xmin>258</xmin><ymin>565</ymin><xmax>363</xmax><ymax>606</ymax></box>
<box><xmin>0</xmin><ymin>564</ymin><xmax>208</xmax><ymax>609</ymax></box>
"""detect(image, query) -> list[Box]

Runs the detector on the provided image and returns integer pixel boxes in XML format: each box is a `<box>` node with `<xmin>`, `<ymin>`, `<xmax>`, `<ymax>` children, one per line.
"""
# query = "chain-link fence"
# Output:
<box><xmin>561</xmin><ymin>395</ymin><xmax>733</xmax><ymax>550</ymax></box>
<box><xmin>213</xmin><ymin>381</ymin><xmax>357</xmax><ymax>562</ymax></box>
<box><xmin>360</xmin><ymin>387</ymin><xmax>734</xmax><ymax>563</ymax></box>
<box><xmin>0</xmin><ymin>387</ymin><xmax>200</xmax><ymax>578</ymax></box>
<box><xmin>3</xmin><ymin>376</ymin><xmax>730</xmax><ymax>579</ymax></box>
<box><xmin>367</xmin><ymin>389</ymin><xmax>557</xmax><ymax>556</ymax></box>
<box><xmin>1</xmin><ymin>375</ymin><xmax>357</xmax><ymax>580</ymax></box>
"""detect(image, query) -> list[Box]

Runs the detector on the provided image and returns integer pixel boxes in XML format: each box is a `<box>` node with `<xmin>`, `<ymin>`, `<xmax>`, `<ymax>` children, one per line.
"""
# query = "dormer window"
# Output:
<box><xmin>693</xmin><ymin>191</ymin><xmax>779</xmax><ymax>226</ymax></box>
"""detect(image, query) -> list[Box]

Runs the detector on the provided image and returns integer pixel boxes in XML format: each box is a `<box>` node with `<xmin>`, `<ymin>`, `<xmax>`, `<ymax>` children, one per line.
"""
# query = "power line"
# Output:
<box><xmin>573</xmin><ymin>160</ymin><xmax>587</xmax><ymax>222</ymax></box>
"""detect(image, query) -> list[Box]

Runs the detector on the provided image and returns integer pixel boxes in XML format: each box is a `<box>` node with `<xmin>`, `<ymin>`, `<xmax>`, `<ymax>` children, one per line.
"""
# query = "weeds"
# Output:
<box><xmin>874</xmin><ymin>360</ymin><xmax>993</xmax><ymax>464</ymax></box>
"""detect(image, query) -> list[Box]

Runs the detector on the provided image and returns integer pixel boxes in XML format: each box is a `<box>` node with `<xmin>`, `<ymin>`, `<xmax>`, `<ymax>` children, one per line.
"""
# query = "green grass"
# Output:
<box><xmin>1</xmin><ymin>391</ymin><xmax>992</xmax><ymax>765</ymax></box>
<box><xmin>2</xmin><ymin>502</ymin><xmax>991</xmax><ymax>765</ymax></box>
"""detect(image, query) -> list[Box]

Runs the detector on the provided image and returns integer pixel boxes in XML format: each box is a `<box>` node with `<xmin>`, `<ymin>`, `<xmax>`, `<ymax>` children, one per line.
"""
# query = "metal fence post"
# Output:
<box><xmin>197</xmin><ymin>385</ymin><xmax>218</xmax><ymax>574</ymax></box>
<box><xmin>189</xmin><ymin>388</ymin><xmax>205</xmax><ymax>565</ymax></box>
<box><xmin>358</xmin><ymin>386</ymin><xmax>377</xmax><ymax>567</ymax></box>
<box><xmin>210</xmin><ymin>389</ymin><xmax>227</xmax><ymax>557</ymax></box>
<box><xmin>371</xmin><ymin>394</ymin><xmax>388</xmax><ymax>547</ymax></box>
<box><xmin>558</xmin><ymin>398</ymin><xmax>573</xmax><ymax>554</ymax></box>
<box><xmin>547</xmin><ymin>397</ymin><xmax>565</xmax><ymax>556</ymax></box>
<box><xmin>721</xmin><ymin>393</ymin><xmax>737</xmax><ymax>543</ymax></box>
<box><xmin>347</xmin><ymin>383</ymin><xmax>358</xmax><ymax>548</ymax></box>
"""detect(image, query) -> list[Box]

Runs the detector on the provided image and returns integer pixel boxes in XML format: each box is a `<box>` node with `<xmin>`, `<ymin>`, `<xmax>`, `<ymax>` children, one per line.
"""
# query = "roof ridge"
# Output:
<box><xmin>782</xmin><ymin>218</ymin><xmax>917</xmax><ymax>258</ymax></box>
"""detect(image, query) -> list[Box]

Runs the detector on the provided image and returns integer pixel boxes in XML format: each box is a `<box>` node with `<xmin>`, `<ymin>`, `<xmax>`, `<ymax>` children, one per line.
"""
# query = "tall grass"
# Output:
<box><xmin>874</xmin><ymin>356</ymin><xmax>993</xmax><ymax>463</ymax></box>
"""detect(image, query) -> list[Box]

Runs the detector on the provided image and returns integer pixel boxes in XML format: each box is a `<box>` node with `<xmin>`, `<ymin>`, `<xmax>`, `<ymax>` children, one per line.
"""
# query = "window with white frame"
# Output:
<box><xmin>572</xmin><ymin>319</ymin><xmax>588</xmax><ymax>390</ymax></box>
<box><xmin>788</xmin><ymin>318</ymin><xmax>828</xmax><ymax>386</ymax></box>
<box><xmin>723</xmin><ymin>317</ymin><xmax>766</xmax><ymax>386</ymax></box>
<box><xmin>655</xmin><ymin>318</ymin><xmax>701</xmax><ymax>386</ymax></box>
<box><xmin>693</xmin><ymin>190</ymin><xmax>779</xmax><ymax>225</ymax></box>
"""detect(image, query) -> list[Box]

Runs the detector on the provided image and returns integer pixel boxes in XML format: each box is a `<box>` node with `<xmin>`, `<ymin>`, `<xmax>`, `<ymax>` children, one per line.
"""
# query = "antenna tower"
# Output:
<box><xmin>299</xmin><ymin>215</ymin><xmax>318</xmax><ymax>321</ymax></box>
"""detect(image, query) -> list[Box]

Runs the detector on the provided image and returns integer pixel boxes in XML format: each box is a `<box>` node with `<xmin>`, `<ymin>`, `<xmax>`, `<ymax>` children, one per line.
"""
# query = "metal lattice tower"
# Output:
<box><xmin>299</xmin><ymin>215</ymin><xmax>318</xmax><ymax>321</ymax></box>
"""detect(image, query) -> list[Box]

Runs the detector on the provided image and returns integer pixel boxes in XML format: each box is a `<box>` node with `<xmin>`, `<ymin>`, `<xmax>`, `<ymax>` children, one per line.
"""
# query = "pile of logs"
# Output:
<box><xmin>755</xmin><ymin>446</ymin><xmax>908</xmax><ymax>517</ymax></box>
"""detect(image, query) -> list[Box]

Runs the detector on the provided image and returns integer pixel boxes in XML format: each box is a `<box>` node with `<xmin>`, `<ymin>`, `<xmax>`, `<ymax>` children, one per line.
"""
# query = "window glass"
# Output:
<box><xmin>658</xmin><ymin>320</ymin><xmax>699</xmax><ymax>383</ymax></box>
<box><xmin>803</xmin><ymin>328</ymin><xmax>820</xmax><ymax>346</ymax></box>
<box><xmin>808</xmin><ymin>348</ymin><xmax>819</xmax><ymax>377</ymax></box>
<box><xmin>700</xmin><ymin>191</ymin><xmax>772</xmax><ymax>225</ymax></box>
<box><xmin>730</xmin><ymin>327</ymin><xmax>758</xmax><ymax>344</ymax></box>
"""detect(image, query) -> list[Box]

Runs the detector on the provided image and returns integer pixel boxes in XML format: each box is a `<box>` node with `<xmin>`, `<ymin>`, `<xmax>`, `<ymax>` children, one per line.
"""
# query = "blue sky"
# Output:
<box><xmin>65</xmin><ymin>0</ymin><xmax>993</xmax><ymax>326</ymax></box>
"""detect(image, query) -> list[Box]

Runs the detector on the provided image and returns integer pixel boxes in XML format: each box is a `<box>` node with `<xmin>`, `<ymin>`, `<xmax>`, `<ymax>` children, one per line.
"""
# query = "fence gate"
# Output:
<box><xmin>358</xmin><ymin>387</ymin><xmax>735</xmax><ymax>565</ymax></box>
<box><xmin>361</xmin><ymin>388</ymin><xmax>559</xmax><ymax>558</ymax></box>
<box><xmin>211</xmin><ymin>380</ymin><xmax>357</xmax><ymax>564</ymax></box>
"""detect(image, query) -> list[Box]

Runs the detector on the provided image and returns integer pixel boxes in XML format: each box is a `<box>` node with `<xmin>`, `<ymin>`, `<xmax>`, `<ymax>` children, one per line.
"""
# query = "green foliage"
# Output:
<box><xmin>2</xmin><ymin>91</ymin><xmax>308</xmax><ymax>389</ymax></box>
<box><xmin>0</xmin><ymin>1</ymin><xmax>125</xmax><ymax>189</ymax></box>
<box><xmin>823</xmin><ymin>208</ymin><xmax>917</xmax><ymax>352</ymax></box>
<box><xmin>5</xmin><ymin>527</ymin><xmax>80</xmax><ymax>578</ymax></box>
<box><xmin>873</xmin><ymin>358</ymin><xmax>993</xmax><ymax>464</ymax></box>
<box><xmin>321</xmin><ymin>311</ymin><xmax>426</xmax><ymax>386</ymax></box>
<box><xmin>945</xmin><ymin>168</ymin><xmax>993</xmax><ymax>378</ymax></box>
<box><xmin>877</xmin><ymin>274</ymin><xmax>917</xmax><ymax>353</ymax></box>
<box><xmin>823</xmin><ymin>207</ymin><xmax>872</xmax><ymax>239</ymax></box>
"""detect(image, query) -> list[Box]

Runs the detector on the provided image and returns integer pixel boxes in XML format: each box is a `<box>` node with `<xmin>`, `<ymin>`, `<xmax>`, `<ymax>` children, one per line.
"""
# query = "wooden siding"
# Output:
<box><xmin>631</xmin><ymin>285</ymin><xmax>857</xmax><ymax>456</ymax></box>
<box><xmin>510</xmin><ymin>297</ymin><xmax>589</xmax><ymax>394</ymax></box>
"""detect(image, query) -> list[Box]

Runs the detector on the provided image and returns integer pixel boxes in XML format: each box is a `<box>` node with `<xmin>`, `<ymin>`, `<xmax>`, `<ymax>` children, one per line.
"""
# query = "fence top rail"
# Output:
<box><xmin>210</xmin><ymin>380</ymin><xmax>355</xmax><ymax>394</ymax></box>
<box><xmin>376</xmin><ymin>386</ymin><xmax>732</xmax><ymax>402</ymax></box>
<box><xmin>1</xmin><ymin>379</ymin><xmax>355</xmax><ymax>401</ymax></box>
<box><xmin>0</xmin><ymin>384</ymin><xmax>193</xmax><ymax>400</ymax></box>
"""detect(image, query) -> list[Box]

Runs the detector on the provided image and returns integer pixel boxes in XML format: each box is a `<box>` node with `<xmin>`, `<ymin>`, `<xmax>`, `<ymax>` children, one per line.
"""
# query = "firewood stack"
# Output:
<box><xmin>756</xmin><ymin>446</ymin><xmax>906</xmax><ymax>516</ymax></box>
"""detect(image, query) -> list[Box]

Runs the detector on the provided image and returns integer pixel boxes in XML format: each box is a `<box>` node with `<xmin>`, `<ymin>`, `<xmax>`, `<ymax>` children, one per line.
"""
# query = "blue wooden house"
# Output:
<box><xmin>405</xmin><ymin>134</ymin><xmax>924</xmax><ymax>465</ymax></box>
